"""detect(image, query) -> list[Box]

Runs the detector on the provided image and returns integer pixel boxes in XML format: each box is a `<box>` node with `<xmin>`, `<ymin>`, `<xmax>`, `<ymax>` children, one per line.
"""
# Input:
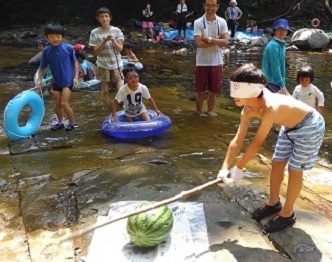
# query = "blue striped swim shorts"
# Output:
<box><xmin>273</xmin><ymin>111</ymin><xmax>325</xmax><ymax>170</ymax></box>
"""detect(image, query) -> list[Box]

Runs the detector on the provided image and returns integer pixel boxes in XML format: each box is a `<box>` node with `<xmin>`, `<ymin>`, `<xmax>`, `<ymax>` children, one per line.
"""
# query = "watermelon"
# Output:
<box><xmin>126</xmin><ymin>202</ymin><xmax>174</xmax><ymax>247</ymax></box>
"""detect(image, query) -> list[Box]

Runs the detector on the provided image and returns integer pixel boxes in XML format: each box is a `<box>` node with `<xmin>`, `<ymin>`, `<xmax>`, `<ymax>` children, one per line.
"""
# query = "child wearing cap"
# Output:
<box><xmin>262</xmin><ymin>18</ymin><xmax>292</xmax><ymax>132</ymax></box>
<box><xmin>28</xmin><ymin>39</ymin><xmax>49</xmax><ymax>65</ymax></box>
<box><xmin>217</xmin><ymin>63</ymin><xmax>325</xmax><ymax>233</ymax></box>
<box><xmin>262</xmin><ymin>18</ymin><xmax>291</xmax><ymax>96</ymax></box>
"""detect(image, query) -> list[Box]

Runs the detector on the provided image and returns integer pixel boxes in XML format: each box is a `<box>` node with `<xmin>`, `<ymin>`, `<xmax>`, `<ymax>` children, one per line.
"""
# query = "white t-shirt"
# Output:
<box><xmin>194</xmin><ymin>14</ymin><xmax>228</xmax><ymax>66</ymax></box>
<box><xmin>115</xmin><ymin>83</ymin><xmax>151</xmax><ymax>117</ymax></box>
<box><xmin>292</xmin><ymin>83</ymin><xmax>325</xmax><ymax>108</ymax></box>
<box><xmin>89</xmin><ymin>26</ymin><xmax>124</xmax><ymax>70</ymax></box>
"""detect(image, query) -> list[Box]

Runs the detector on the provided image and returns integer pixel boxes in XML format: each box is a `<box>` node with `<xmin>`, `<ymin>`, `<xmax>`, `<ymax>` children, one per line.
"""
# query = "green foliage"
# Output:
<box><xmin>0</xmin><ymin>0</ymin><xmax>331</xmax><ymax>30</ymax></box>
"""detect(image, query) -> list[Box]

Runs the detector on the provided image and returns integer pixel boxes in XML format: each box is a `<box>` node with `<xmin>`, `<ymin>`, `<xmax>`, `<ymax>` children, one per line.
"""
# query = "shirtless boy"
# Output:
<box><xmin>217</xmin><ymin>63</ymin><xmax>325</xmax><ymax>232</ymax></box>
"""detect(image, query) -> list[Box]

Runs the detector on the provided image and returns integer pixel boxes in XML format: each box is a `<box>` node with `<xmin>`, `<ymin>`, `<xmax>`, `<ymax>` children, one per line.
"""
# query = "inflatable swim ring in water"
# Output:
<box><xmin>311</xmin><ymin>18</ymin><xmax>320</xmax><ymax>28</ymax></box>
<box><xmin>3</xmin><ymin>90</ymin><xmax>45</xmax><ymax>140</ymax></box>
<box><xmin>102</xmin><ymin>110</ymin><xmax>172</xmax><ymax>138</ymax></box>
<box><xmin>123</xmin><ymin>59</ymin><xmax>144</xmax><ymax>70</ymax></box>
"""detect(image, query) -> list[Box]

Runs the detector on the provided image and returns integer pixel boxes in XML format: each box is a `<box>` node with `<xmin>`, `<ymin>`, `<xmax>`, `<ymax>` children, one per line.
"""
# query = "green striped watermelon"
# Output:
<box><xmin>126</xmin><ymin>202</ymin><xmax>174</xmax><ymax>247</ymax></box>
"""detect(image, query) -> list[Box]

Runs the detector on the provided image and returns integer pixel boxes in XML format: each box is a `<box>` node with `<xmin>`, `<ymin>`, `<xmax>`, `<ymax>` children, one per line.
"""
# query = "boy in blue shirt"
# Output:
<box><xmin>37</xmin><ymin>23</ymin><xmax>79</xmax><ymax>131</ymax></box>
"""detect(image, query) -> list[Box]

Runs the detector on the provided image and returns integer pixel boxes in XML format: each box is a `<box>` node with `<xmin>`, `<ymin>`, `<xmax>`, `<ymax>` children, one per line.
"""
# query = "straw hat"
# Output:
<box><xmin>229</xmin><ymin>0</ymin><xmax>237</xmax><ymax>5</ymax></box>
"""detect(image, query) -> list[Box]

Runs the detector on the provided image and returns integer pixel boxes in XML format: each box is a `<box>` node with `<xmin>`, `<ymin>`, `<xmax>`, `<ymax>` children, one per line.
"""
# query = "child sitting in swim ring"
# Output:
<box><xmin>75</xmin><ymin>51</ymin><xmax>96</xmax><ymax>82</ymax></box>
<box><xmin>110</xmin><ymin>66</ymin><xmax>161</xmax><ymax>122</ymax></box>
<box><xmin>122</xmin><ymin>43</ymin><xmax>139</xmax><ymax>63</ymax></box>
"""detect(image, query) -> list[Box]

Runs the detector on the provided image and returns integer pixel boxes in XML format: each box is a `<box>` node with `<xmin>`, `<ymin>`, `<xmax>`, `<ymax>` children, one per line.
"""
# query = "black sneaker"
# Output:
<box><xmin>251</xmin><ymin>201</ymin><xmax>282</xmax><ymax>221</ymax></box>
<box><xmin>51</xmin><ymin>123</ymin><xmax>64</xmax><ymax>131</ymax></box>
<box><xmin>65</xmin><ymin>123</ymin><xmax>75</xmax><ymax>131</ymax></box>
<box><xmin>263</xmin><ymin>213</ymin><xmax>296</xmax><ymax>233</ymax></box>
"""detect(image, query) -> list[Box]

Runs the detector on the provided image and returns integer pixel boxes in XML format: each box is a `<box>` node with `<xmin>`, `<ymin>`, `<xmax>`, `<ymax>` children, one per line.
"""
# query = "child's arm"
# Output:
<box><xmin>36</xmin><ymin>67</ymin><xmax>45</xmax><ymax>90</ymax></box>
<box><xmin>316</xmin><ymin>106</ymin><xmax>324</xmax><ymax>114</ymax></box>
<box><xmin>73</xmin><ymin>61</ymin><xmax>79</xmax><ymax>87</ymax></box>
<box><xmin>111</xmin><ymin>100</ymin><xmax>119</xmax><ymax>122</ymax></box>
<box><xmin>128</xmin><ymin>53</ymin><xmax>139</xmax><ymax>62</ymax></box>
<box><xmin>314</xmin><ymin>86</ymin><xmax>324</xmax><ymax>114</ymax></box>
<box><xmin>186</xmin><ymin>11</ymin><xmax>194</xmax><ymax>18</ymax></box>
<box><xmin>221</xmin><ymin>108</ymin><xmax>251</xmax><ymax>171</ymax></box>
<box><xmin>147</xmin><ymin>97</ymin><xmax>161</xmax><ymax>115</ymax></box>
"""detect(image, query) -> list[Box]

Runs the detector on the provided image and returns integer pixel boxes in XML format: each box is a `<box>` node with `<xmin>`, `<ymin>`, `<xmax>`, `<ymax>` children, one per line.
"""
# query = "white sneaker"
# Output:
<box><xmin>207</xmin><ymin>111</ymin><xmax>218</xmax><ymax>117</ymax></box>
<box><xmin>198</xmin><ymin>112</ymin><xmax>208</xmax><ymax>118</ymax></box>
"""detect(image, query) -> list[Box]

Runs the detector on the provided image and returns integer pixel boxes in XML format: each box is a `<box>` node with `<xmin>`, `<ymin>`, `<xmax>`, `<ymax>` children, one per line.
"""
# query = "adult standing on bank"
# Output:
<box><xmin>89</xmin><ymin>7</ymin><xmax>124</xmax><ymax>106</ymax></box>
<box><xmin>142</xmin><ymin>3</ymin><xmax>154</xmax><ymax>40</ymax></box>
<box><xmin>175</xmin><ymin>0</ymin><xmax>193</xmax><ymax>40</ymax></box>
<box><xmin>193</xmin><ymin>0</ymin><xmax>228</xmax><ymax>117</ymax></box>
<box><xmin>224</xmin><ymin>0</ymin><xmax>243</xmax><ymax>40</ymax></box>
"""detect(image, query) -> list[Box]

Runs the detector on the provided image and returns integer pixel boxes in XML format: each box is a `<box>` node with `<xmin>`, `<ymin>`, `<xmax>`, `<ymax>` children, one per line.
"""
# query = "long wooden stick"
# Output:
<box><xmin>59</xmin><ymin>177</ymin><xmax>224</xmax><ymax>243</ymax></box>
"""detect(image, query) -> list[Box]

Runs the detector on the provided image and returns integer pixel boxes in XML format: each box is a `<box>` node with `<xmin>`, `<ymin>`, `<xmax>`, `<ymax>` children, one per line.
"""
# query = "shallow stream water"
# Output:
<box><xmin>0</xmin><ymin>44</ymin><xmax>332</xmax><ymax>230</ymax></box>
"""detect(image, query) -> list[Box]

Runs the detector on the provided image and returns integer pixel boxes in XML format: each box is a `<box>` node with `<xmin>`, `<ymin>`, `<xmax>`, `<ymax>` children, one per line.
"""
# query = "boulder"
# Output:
<box><xmin>290</xmin><ymin>28</ymin><xmax>330</xmax><ymax>51</ymax></box>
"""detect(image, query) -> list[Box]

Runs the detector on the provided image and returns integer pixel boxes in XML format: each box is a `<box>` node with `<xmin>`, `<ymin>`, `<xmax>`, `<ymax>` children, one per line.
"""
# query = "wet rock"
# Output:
<box><xmin>146</xmin><ymin>159</ymin><xmax>172</xmax><ymax>165</ymax></box>
<box><xmin>18</xmin><ymin>174</ymin><xmax>53</xmax><ymax>189</ymax></box>
<box><xmin>20</xmin><ymin>180</ymin><xmax>78</xmax><ymax>231</ymax></box>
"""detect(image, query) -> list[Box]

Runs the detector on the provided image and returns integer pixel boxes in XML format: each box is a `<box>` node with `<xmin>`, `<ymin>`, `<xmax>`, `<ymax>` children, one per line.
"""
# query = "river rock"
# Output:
<box><xmin>290</xmin><ymin>28</ymin><xmax>330</xmax><ymax>51</ymax></box>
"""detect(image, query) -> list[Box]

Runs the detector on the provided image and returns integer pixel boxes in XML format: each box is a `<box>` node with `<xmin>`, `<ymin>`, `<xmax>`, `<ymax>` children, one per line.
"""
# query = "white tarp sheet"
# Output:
<box><xmin>86</xmin><ymin>201</ymin><xmax>212</xmax><ymax>262</ymax></box>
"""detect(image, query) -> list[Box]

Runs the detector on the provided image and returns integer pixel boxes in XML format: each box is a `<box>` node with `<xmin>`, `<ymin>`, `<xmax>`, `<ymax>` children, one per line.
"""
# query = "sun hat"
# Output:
<box><xmin>73</xmin><ymin>43</ymin><xmax>85</xmax><ymax>52</ymax></box>
<box><xmin>272</xmin><ymin>19</ymin><xmax>292</xmax><ymax>35</ymax></box>
<box><xmin>229</xmin><ymin>0</ymin><xmax>237</xmax><ymax>5</ymax></box>
<box><xmin>37</xmin><ymin>39</ymin><xmax>49</xmax><ymax>46</ymax></box>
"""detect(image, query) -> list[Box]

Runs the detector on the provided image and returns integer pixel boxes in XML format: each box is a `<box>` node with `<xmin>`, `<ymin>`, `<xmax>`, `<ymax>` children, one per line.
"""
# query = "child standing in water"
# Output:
<box><xmin>292</xmin><ymin>65</ymin><xmax>324</xmax><ymax>114</ymax></box>
<box><xmin>37</xmin><ymin>23</ymin><xmax>79</xmax><ymax>131</ymax></box>
<box><xmin>217</xmin><ymin>63</ymin><xmax>325</xmax><ymax>232</ymax></box>
<box><xmin>89</xmin><ymin>7</ymin><xmax>124</xmax><ymax>105</ymax></box>
<box><xmin>111</xmin><ymin>66</ymin><xmax>161</xmax><ymax>122</ymax></box>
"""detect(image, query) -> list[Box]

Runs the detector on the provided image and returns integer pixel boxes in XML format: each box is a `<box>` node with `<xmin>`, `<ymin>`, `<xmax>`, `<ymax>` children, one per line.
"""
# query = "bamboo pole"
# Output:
<box><xmin>59</xmin><ymin>177</ymin><xmax>224</xmax><ymax>243</ymax></box>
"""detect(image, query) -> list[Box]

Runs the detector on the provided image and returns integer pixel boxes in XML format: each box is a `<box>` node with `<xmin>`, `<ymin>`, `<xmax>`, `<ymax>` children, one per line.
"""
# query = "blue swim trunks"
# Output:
<box><xmin>273</xmin><ymin>110</ymin><xmax>325</xmax><ymax>170</ymax></box>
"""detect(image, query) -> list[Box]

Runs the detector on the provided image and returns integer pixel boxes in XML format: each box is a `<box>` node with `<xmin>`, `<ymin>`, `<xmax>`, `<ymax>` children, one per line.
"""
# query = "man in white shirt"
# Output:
<box><xmin>194</xmin><ymin>0</ymin><xmax>228</xmax><ymax>117</ymax></box>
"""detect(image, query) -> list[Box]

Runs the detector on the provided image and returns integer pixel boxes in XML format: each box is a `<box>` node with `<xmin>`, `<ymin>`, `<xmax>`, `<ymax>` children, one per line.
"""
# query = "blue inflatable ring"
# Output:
<box><xmin>102</xmin><ymin>110</ymin><xmax>172</xmax><ymax>138</ymax></box>
<box><xmin>3</xmin><ymin>90</ymin><xmax>45</xmax><ymax>140</ymax></box>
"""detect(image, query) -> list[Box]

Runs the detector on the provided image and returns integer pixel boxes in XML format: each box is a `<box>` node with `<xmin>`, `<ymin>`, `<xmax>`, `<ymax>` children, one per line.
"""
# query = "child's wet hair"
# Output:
<box><xmin>230</xmin><ymin>63</ymin><xmax>267</xmax><ymax>85</ymax></box>
<box><xmin>75</xmin><ymin>51</ymin><xmax>86</xmax><ymax>60</ymax></box>
<box><xmin>123</xmin><ymin>66</ymin><xmax>138</xmax><ymax>78</ymax></box>
<box><xmin>44</xmin><ymin>23</ymin><xmax>66</xmax><ymax>36</ymax></box>
<box><xmin>297</xmin><ymin>65</ymin><xmax>314</xmax><ymax>84</ymax></box>
<box><xmin>96</xmin><ymin>7</ymin><xmax>112</xmax><ymax>17</ymax></box>
<box><xmin>124</xmin><ymin>43</ymin><xmax>134</xmax><ymax>49</ymax></box>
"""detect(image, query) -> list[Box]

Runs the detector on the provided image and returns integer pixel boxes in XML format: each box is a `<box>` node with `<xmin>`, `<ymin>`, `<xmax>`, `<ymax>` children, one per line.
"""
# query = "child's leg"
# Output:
<box><xmin>126</xmin><ymin>116</ymin><xmax>134</xmax><ymax>122</ymax></box>
<box><xmin>60</xmin><ymin>87</ymin><xmax>75</xmax><ymax>124</ymax></box>
<box><xmin>115</xmin><ymin>79</ymin><xmax>124</xmax><ymax>90</ymax></box>
<box><xmin>53</xmin><ymin>91</ymin><xmax>64</xmax><ymax>123</ymax></box>
<box><xmin>139</xmin><ymin>112</ymin><xmax>150</xmax><ymax>121</ymax></box>
<box><xmin>268</xmin><ymin>160</ymin><xmax>288</xmax><ymax>206</ymax></box>
<box><xmin>101</xmin><ymin>81</ymin><xmax>110</xmax><ymax>105</ymax></box>
<box><xmin>280</xmin><ymin>168</ymin><xmax>303</xmax><ymax>217</ymax></box>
